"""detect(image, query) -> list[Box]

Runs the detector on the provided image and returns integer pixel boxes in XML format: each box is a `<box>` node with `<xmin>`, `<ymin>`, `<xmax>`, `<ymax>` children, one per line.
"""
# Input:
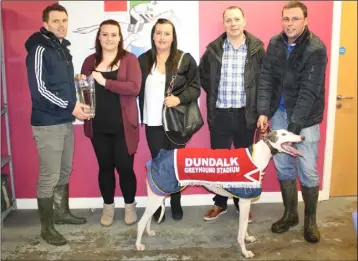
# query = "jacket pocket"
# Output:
<box><xmin>50</xmin><ymin>82</ymin><xmax>72</xmax><ymax>107</ymax></box>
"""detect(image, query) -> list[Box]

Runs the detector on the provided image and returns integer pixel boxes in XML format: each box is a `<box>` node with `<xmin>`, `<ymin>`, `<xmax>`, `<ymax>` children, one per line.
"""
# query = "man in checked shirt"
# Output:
<box><xmin>199</xmin><ymin>6</ymin><xmax>265</xmax><ymax>222</ymax></box>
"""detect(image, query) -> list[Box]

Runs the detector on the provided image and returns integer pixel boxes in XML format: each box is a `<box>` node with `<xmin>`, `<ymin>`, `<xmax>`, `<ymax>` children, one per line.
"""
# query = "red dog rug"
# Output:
<box><xmin>174</xmin><ymin>147</ymin><xmax>261</xmax><ymax>188</ymax></box>
<box><xmin>146</xmin><ymin>148</ymin><xmax>263</xmax><ymax>199</ymax></box>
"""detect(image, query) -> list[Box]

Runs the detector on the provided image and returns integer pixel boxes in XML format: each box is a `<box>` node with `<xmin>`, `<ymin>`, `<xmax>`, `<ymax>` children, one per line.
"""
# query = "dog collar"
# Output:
<box><xmin>263</xmin><ymin>140</ymin><xmax>278</xmax><ymax>155</ymax></box>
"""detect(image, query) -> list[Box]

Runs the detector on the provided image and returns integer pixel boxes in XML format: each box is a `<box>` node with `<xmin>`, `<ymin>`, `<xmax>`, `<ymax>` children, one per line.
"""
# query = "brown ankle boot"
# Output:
<box><xmin>100</xmin><ymin>203</ymin><xmax>115</xmax><ymax>227</ymax></box>
<box><xmin>124</xmin><ymin>202</ymin><xmax>137</xmax><ymax>225</ymax></box>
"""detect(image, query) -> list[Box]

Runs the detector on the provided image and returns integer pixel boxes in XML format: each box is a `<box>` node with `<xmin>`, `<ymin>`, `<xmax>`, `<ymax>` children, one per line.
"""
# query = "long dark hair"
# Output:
<box><xmin>150</xmin><ymin>18</ymin><xmax>179</xmax><ymax>75</ymax></box>
<box><xmin>94</xmin><ymin>19</ymin><xmax>126</xmax><ymax>70</ymax></box>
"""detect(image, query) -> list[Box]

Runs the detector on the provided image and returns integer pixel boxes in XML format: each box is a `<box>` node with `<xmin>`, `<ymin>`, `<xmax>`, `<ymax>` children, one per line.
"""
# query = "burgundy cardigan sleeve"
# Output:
<box><xmin>80</xmin><ymin>54</ymin><xmax>95</xmax><ymax>76</ymax></box>
<box><xmin>104</xmin><ymin>53</ymin><xmax>142</xmax><ymax>96</ymax></box>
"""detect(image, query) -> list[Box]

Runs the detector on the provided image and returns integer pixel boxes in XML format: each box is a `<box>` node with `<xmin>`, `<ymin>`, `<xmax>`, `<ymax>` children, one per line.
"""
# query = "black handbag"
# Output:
<box><xmin>162</xmin><ymin>53</ymin><xmax>204</xmax><ymax>145</ymax></box>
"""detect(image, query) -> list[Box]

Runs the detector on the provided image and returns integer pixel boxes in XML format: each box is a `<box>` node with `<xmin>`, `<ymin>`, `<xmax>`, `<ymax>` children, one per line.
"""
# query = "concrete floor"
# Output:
<box><xmin>1</xmin><ymin>197</ymin><xmax>357</xmax><ymax>260</ymax></box>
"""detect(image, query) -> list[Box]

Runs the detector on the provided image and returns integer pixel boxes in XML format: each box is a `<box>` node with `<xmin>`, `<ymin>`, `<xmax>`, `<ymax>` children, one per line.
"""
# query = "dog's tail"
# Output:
<box><xmin>157</xmin><ymin>201</ymin><xmax>165</xmax><ymax>223</ymax></box>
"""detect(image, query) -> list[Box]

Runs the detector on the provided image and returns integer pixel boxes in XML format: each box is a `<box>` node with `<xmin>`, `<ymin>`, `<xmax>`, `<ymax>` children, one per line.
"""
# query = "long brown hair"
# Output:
<box><xmin>94</xmin><ymin>19</ymin><xmax>126</xmax><ymax>70</ymax></box>
<box><xmin>150</xmin><ymin>18</ymin><xmax>179</xmax><ymax>75</ymax></box>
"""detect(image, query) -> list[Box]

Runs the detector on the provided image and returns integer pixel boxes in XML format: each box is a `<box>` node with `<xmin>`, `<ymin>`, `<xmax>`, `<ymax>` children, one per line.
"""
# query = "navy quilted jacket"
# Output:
<box><xmin>25</xmin><ymin>27</ymin><xmax>76</xmax><ymax>126</ymax></box>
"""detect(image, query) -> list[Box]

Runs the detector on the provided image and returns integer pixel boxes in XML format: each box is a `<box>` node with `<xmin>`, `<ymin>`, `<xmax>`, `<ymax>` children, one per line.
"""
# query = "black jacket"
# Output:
<box><xmin>257</xmin><ymin>27</ymin><xmax>328</xmax><ymax>134</ymax></box>
<box><xmin>137</xmin><ymin>49</ymin><xmax>201</xmax><ymax>123</ymax></box>
<box><xmin>199</xmin><ymin>31</ymin><xmax>265</xmax><ymax>130</ymax></box>
<box><xmin>25</xmin><ymin>27</ymin><xmax>76</xmax><ymax>126</ymax></box>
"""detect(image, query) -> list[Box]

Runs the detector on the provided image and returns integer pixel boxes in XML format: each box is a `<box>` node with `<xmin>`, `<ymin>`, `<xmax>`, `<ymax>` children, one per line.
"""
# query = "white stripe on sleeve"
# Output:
<box><xmin>35</xmin><ymin>46</ymin><xmax>68</xmax><ymax>108</ymax></box>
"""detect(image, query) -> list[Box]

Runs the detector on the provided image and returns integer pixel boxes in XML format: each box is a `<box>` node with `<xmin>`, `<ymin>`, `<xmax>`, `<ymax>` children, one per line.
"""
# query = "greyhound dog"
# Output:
<box><xmin>136</xmin><ymin>129</ymin><xmax>305</xmax><ymax>258</ymax></box>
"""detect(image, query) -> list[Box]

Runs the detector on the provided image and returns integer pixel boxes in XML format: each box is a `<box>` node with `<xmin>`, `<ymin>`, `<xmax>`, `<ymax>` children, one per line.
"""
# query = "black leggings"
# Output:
<box><xmin>91</xmin><ymin>132</ymin><xmax>137</xmax><ymax>204</ymax></box>
<box><xmin>145</xmin><ymin>125</ymin><xmax>185</xmax><ymax>158</ymax></box>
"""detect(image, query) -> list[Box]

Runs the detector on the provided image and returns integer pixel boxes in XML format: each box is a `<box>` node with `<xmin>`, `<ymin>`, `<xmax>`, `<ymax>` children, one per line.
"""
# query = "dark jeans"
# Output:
<box><xmin>210</xmin><ymin>108</ymin><xmax>255</xmax><ymax>208</ymax></box>
<box><xmin>145</xmin><ymin>125</ymin><xmax>185</xmax><ymax>199</ymax></box>
<box><xmin>91</xmin><ymin>132</ymin><xmax>137</xmax><ymax>204</ymax></box>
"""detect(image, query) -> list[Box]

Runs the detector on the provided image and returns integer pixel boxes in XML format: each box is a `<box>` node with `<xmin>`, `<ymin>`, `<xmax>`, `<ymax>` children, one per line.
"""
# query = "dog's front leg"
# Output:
<box><xmin>237</xmin><ymin>198</ymin><xmax>255</xmax><ymax>259</ymax></box>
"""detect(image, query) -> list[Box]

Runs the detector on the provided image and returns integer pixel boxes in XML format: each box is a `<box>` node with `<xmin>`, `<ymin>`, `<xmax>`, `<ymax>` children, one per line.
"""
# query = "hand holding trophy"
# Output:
<box><xmin>74</xmin><ymin>74</ymin><xmax>96</xmax><ymax>119</ymax></box>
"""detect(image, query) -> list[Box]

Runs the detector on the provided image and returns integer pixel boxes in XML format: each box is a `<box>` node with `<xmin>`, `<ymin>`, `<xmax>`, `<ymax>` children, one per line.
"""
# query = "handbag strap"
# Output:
<box><xmin>166</xmin><ymin>52</ymin><xmax>186</xmax><ymax>96</ymax></box>
<box><xmin>163</xmin><ymin>52</ymin><xmax>192</xmax><ymax>146</ymax></box>
<box><xmin>165</xmin><ymin>130</ymin><xmax>192</xmax><ymax>146</ymax></box>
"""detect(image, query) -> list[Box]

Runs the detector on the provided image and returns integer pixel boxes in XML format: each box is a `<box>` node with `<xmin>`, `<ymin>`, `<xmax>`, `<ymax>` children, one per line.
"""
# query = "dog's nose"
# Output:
<box><xmin>301</xmin><ymin>136</ymin><xmax>305</xmax><ymax>141</ymax></box>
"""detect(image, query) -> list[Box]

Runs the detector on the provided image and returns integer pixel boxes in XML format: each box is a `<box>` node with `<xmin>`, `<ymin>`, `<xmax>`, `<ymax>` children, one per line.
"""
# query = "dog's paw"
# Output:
<box><xmin>245</xmin><ymin>235</ymin><xmax>256</xmax><ymax>243</ymax></box>
<box><xmin>242</xmin><ymin>250</ymin><xmax>254</xmax><ymax>259</ymax></box>
<box><xmin>136</xmin><ymin>243</ymin><xmax>146</xmax><ymax>251</ymax></box>
<box><xmin>147</xmin><ymin>229</ymin><xmax>156</xmax><ymax>237</ymax></box>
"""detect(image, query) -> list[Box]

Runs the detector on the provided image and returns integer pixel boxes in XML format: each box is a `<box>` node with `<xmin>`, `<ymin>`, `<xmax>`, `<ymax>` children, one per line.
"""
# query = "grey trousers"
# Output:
<box><xmin>32</xmin><ymin>122</ymin><xmax>74</xmax><ymax>198</ymax></box>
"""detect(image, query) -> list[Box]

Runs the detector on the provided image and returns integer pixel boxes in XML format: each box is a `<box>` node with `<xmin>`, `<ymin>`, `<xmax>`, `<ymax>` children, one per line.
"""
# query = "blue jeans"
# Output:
<box><xmin>270</xmin><ymin>110</ymin><xmax>320</xmax><ymax>188</ymax></box>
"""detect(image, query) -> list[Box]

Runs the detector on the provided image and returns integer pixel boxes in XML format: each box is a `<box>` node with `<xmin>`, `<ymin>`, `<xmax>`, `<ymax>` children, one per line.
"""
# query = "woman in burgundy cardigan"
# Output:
<box><xmin>80</xmin><ymin>19</ymin><xmax>141</xmax><ymax>227</ymax></box>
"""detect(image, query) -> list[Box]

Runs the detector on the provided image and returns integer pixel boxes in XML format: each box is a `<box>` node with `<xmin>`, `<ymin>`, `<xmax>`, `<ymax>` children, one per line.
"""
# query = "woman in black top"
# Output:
<box><xmin>80</xmin><ymin>19</ymin><xmax>142</xmax><ymax>227</ymax></box>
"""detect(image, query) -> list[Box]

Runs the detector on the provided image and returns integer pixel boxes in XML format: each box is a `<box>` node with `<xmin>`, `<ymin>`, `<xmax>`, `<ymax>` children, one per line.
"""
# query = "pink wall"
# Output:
<box><xmin>1</xmin><ymin>1</ymin><xmax>333</xmax><ymax>200</ymax></box>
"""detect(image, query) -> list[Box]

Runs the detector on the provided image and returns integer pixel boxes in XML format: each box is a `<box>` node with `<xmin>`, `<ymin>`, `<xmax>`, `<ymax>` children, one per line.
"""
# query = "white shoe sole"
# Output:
<box><xmin>204</xmin><ymin>209</ymin><xmax>228</xmax><ymax>221</ymax></box>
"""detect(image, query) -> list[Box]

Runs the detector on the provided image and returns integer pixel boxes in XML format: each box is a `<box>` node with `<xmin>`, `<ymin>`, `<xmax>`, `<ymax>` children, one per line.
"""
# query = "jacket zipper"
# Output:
<box><xmin>309</xmin><ymin>65</ymin><xmax>315</xmax><ymax>80</ymax></box>
<box><xmin>208</xmin><ymin>47</ymin><xmax>222</xmax><ymax>64</ymax></box>
<box><xmin>244</xmin><ymin>56</ymin><xmax>250</xmax><ymax>90</ymax></box>
<box><xmin>55</xmin><ymin>41</ymin><xmax>70</xmax><ymax>66</ymax></box>
<box><xmin>53</xmin><ymin>40</ymin><xmax>74</xmax><ymax>104</ymax></box>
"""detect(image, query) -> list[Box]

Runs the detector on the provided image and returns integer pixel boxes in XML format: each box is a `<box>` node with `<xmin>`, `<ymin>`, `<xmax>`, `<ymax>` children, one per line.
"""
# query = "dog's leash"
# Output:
<box><xmin>253</xmin><ymin>126</ymin><xmax>271</xmax><ymax>143</ymax></box>
<box><xmin>252</xmin><ymin>126</ymin><xmax>271</xmax><ymax>157</ymax></box>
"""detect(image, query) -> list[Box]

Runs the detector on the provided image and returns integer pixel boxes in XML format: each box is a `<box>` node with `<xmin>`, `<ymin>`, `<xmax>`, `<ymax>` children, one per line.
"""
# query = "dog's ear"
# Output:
<box><xmin>265</xmin><ymin>131</ymin><xmax>278</xmax><ymax>143</ymax></box>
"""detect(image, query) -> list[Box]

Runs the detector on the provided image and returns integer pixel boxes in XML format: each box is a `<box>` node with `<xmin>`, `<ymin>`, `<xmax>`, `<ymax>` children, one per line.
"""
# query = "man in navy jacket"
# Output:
<box><xmin>257</xmin><ymin>1</ymin><xmax>327</xmax><ymax>243</ymax></box>
<box><xmin>25</xmin><ymin>3</ymin><xmax>90</xmax><ymax>246</ymax></box>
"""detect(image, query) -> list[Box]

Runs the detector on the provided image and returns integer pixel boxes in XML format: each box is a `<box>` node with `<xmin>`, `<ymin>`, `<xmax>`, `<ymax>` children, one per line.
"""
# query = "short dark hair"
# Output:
<box><xmin>282</xmin><ymin>1</ymin><xmax>308</xmax><ymax>18</ymax></box>
<box><xmin>223</xmin><ymin>6</ymin><xmax>245</xmax><ymax>20</ymax></box>
<box><xmin>42</xmin><ymin>3</ymin><xmax>68</xmax><ymax>23</ymax></box>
